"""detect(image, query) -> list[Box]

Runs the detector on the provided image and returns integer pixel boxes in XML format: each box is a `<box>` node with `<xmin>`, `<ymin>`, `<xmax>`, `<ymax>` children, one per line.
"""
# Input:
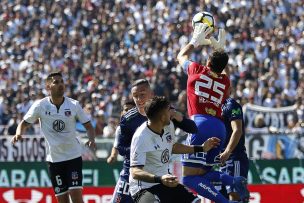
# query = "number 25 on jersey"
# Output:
<box><xmin>194</xmin><ymin>74</ymin><xmax>226</xmax><ymax>104</ymax></box>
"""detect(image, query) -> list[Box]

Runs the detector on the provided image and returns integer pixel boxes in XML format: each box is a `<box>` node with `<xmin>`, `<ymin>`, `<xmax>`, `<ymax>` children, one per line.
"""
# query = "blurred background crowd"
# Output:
<box><xmin>0</xmin><ymin>0</ymin><xmax>303</xmax><ymax>138</ymax></box>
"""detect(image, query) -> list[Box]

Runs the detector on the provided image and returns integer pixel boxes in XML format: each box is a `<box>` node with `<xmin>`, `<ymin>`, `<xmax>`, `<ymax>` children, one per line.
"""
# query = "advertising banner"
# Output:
<box><xmin>0</xmin><ymin>136</ymin><xmax>46</xmax><ymax>162</ymax></box>
<box><xmin>0</xmin><ymin>187</ymin><xmax>114</xmax><ymax>203</ymax></box>
<box><xmin>0</xmin><ymin>161</ymin><xmax>122</xmax><ymax>187</ymax></box>
<box><xmin>0</xmin><ymin>185</ymin><xmax>303</xmax><ymax>203</ymax></box>
<box><xmin>245</xmin><ymin>133</ymin><xmax>303</xmax><ymax>159</ymax></box>
<box><xmin>1</xmin><ymin>159</ymin><xmax>303</xmax><ymax>187</ymax></box>
<box><xmin>243</xmin><ymin>104</ymin><xmax>297</xmax><ymax>129</ymax></box>
<box><xmin>248</xmin><ymin>184</ymin><xmax>304</xmax><ymax>203</ymax></box>
<box><xmin>248</xmin><ymin>159</ymin><xmax>304</xmax><ymax>184</ymax></box>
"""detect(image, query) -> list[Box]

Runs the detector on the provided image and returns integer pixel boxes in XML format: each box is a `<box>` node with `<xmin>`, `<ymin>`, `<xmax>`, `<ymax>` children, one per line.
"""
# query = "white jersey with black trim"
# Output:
<box><xmin>24</xmin><ymin>97</ymin><xmax>90</xmax><ymax>162</ymax></box>
<box><xmin>129</xmin><ymin>121</ymin><xmax>176</xmax><ymax>196</ymax></box>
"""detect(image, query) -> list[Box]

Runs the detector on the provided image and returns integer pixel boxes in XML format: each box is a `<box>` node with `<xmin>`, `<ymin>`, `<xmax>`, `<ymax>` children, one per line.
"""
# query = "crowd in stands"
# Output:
<box><xmin>0</xmin><ymin>0</ymin><xmax>303</xmax><ymax>137</ymax></box>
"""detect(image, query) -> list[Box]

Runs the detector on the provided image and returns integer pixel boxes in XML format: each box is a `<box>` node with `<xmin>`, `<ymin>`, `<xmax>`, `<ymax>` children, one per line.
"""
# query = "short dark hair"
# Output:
<box><xmin>144</xmin><ymin>96</ymin><xmax>170</xmax><ymax>121</ymax></box>
<box><xmin>123</xmin><ymin>99</ymin><xmax>135</xmax><ymax>107</ymax></box>
<box><xmin>131</xmin><ymin>79</ymin><xmax>150</xmax><ymax>88</ymax></box>
<box><xmin>46</xmin><ymin>72</ymin><xmax>62</xmax><ymax>83</ymax></box>
<box><xmin>208</xmin><ymin>51</ymin><xmax>229</xmax><ymax>73</ymax></box>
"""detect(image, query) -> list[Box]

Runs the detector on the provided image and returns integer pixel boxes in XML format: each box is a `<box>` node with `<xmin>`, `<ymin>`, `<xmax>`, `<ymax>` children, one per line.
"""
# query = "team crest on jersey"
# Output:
<box><xmin>205</xmin><ymin>108</ymin><xmax>216</xmax><ymax>116</ymax></box>
<box><xmin>161</xmin><ymin>149</ymin><xmax>170</xmax><ymax>163</ymax></box>
<box><xmin>166</xmin><ymin>135</ymin><xmax>172</xmax><ymax>143</ymax></box>
<box><xmin>71</xmin><ymin>171</ymin><xmax>79</xmax><ymax>180</ymax></box>
<box><xmin>65</xmin><ymin>110</ymin><xmax>71</xmax><ymax>117</ymax></box>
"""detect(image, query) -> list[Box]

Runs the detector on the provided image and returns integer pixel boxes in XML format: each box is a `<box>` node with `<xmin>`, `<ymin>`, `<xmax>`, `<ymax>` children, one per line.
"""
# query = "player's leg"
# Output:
<box><xmin>220</xmin><ymin>156</ymin><xmax>249</xmax><ymax>201</ymax></box>
<box><xmin>111</xmin><ymin>176</ymin><xmax>133</xmax><ymax>203</ymax></box>
<box><xmin>66</xmin><ymin>157</ymin><xmax>84</xmax><ymax>203</ymax></box>
<box><xmin>133</xmin><ymin>190</ymin><xmax>160</xmax><ymax>203</ymax></box>
<box><xmin>183</xmin><ymin>175</ymin><xmax>230</xmax><ymax>203</ymax></box>
<box><xmin>69</xmin><ymin>188</ymin><xmax>84</xmax><ymax>203</ymax></box>
<box><xmin>47</xmin><ymin>161</ymin><xmax>69</xmax><ymax>203</ymax></box>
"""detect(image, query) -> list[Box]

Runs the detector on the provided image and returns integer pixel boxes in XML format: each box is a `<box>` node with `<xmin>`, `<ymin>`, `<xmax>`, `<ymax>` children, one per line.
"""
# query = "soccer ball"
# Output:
<box><xmin>192</xmin><ymin>11</ymin><xmax>215</xmax><ymax>32</ymax></box>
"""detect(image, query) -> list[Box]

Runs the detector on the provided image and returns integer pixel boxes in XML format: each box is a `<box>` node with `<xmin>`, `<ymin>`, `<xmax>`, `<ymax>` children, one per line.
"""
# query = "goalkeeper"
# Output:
<box><xmin>177</xmin><ymin>24</ymin><xmax>250</xmax><ymax>203</ymax></box>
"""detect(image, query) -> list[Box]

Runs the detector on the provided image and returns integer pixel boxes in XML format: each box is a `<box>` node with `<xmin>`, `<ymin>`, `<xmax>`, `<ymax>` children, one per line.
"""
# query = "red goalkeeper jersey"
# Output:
<box><xmin>184</xmin><ymin>61</ymin><xmax>230</xmax><ymax>119</ymax></box>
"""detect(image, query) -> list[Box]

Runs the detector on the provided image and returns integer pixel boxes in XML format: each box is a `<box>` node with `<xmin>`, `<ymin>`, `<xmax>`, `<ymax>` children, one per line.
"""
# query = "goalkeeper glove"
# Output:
<box><xmin>190</xmin><ymin>24</ymin><xmax>212</xmax><ymax>48</ymax></box>
<box><xmin>210</xmin><ymin>29</ymin><xmax>226</xmax><ymax>51</ymax></box>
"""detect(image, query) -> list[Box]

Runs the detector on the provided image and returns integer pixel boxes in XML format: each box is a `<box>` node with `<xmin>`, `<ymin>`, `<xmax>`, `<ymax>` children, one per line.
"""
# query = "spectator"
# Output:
<box><xmin>0</xmin><ymin>0</ymin><xmax>302</xmax><ymax>138</ymax></box>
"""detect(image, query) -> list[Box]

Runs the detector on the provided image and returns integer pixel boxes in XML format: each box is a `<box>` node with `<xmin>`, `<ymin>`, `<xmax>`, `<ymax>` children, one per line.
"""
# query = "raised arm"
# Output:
<box><xmin>177</xmin><ymin>24</ymin><xmax>212</xmax><ymax>66</ymax></box>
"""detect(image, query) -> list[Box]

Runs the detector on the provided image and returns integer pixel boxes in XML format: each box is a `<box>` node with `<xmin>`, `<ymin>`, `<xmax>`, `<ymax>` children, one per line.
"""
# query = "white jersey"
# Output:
<box><xmin>129</xmin><ymin>121</ymin><xmax>176</xmax><ymax>196</ymax></box>
<box><xmin>24</xmin><ymin>97</ymin><xmax>90</xmax><ymax>162</ymax></box>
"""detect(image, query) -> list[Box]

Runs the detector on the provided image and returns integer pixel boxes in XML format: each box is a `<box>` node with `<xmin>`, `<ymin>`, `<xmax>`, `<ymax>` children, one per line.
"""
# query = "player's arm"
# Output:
<box><xmin>11</xmin><ymin>101</ymin><xmax>40</xmax><ymax>144</ymax></box>
<box><xmin>177</xmin><ymin>44</ymin><xmax>195</xmax><ymax>67</ymax></box>
<box><xmin>116</xmin><ymin>119</ymin><xmax>131</xmax><ymax>156</ymax></box>
<box><xmin>177</xmin><ymin>24</ymin><xmax>212</xmax><ymax>67</ymax></box>
<box><xmin>170</xmin><ymin>109</ymin><xmax>198</xmax><ymax>134</ymax></box>
<box><xmin>172</xmin><ymin>137</ymin><xmax>220</xmax><ymax>154</ymax></box>
<box><xmin>83</xmin><ymin>121</ymin><xmax>96</xmax><ymax>150</ymax></box>
<box><xmin>131</xmin><ymin>166</ymin><xmax>179</xmax><ymax>187</ymax></box>
<box><xmin>220</xmin><ymin>101</ymin><xmax>243</xmax><ymax>164</ymax></box>
<box><xmin>220</xmin><ymin>119</ymin><xmax>243</xmax><ymax>164</ymax></box>
<box><xmin>11</xmin><ymin>120</ymin><xmax>31</xmax><ymax>144</ymax></box>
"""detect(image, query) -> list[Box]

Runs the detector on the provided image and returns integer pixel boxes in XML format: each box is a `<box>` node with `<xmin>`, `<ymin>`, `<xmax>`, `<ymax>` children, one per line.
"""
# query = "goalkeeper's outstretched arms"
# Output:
<box><xmin>177</xmin><ymin>24</ymin><xmax>212</xmax><ymax>67</ymax></box>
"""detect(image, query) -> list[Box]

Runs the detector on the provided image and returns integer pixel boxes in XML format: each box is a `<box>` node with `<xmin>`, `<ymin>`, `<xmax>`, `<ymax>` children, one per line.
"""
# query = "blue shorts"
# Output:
<box><xmin>220</xmin><ymin>154</ymin><xmax>249</xmax><ymax>194</ymax></box>
<box><xmin>111</xmin><ymin>176</ymin><xmax>133</xmax><ymax>203</ymax></box>
<box><xmin>182</xmin><ymin>114</ymin><xmax>226</xmax><ymax>168</ymax></box>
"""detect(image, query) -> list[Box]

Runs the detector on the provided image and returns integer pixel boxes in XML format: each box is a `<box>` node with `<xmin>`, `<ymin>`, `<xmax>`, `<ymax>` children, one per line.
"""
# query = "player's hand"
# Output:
<box><xmin>210</xmin><ymin>29</ymin><xmax>226</xmax><ymax>51</ymax></box>
<box><xmin>11</xmin><ymin>134</ymin><xmax>23</xmax><ymax>145</ymax></box>
<box><xmin>85</xmin><ymin>139</ymin><xmax>97</xmax><ymax>151</ymax></box>
<box><xmin>219</xmin><ymin>150</ymin><xmax>231</xmax><ymax>165</ymax></box>
<box><xmin>203</xmin><ymin>137</ymin><xmax>221</xmax><ymax>152</ymax></box>
<box><xmin>107</xmin><ymin>155</ymin><xmax>116</xmax><ymax>164</ymax></box>
<box><xmin>170</xmin><ymin>109</ymin><xmax>183</xmax><ymax>122</ymax></box>
<box><xmin>161</xmin><ymin>174</ymin><xmax>179</xmax><ymax>188</ymax></box>
<box><xmin>190</xmin><ymin>24</ymin><xmax>213</xmax><ymax>48</ymax></box>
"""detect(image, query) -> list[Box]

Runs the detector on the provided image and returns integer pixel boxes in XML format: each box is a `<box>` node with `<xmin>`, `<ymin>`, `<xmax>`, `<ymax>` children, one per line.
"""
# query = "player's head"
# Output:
<box><xmin>145</xmin><ymin>96</ymin><xmax>171</xmax><ymax>125</ymax></box>
<box><xmin>207</xmin><ymin>50</ymin><xmax>229</xmax><ymax>73</ymax></box>
<box><xmin>131</xmin><ymin>79</ymin><xmax>153</xmax><ymax>113</ymax></box>
<box><xmin>46</xmin><ymin>72</ymin><xmax>65</xmax><ymax>97</ymax></box>
<box><xmin>121</xmin><ymin>99</ymin><xmax>136</xmax><ymax>116</ymax></box>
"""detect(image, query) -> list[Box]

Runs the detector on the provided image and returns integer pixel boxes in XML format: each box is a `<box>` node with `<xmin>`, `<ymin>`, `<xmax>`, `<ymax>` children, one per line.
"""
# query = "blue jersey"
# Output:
<box><xmin>117</xmin><ymin>107</ymin><xmax>198</xmax><ymax>179</ymax></box>
<box><xmin>116</xmin><ymin>107</ymin><xmax>147</xmax><ymax>179</ymax></box>
<box><xmin>222</xmin><ymin>98</ymin><xmax>246</xmax><ymax>157</ymax></box>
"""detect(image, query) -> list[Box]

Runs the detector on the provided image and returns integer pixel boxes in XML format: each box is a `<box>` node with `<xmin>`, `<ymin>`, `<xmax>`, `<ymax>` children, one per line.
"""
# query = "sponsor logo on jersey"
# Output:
<box><xmin>53</xmin><ymin>120</ymin><xmax>65</xmax><ymax>132</ymax></box>
<box><xmin>161</xmin><ymin>149</ymin><xmax>170</xmax><ymax>163</ymax></box>
<box><xmin>205</xmin><ymin>108</ymin><xmax>216</xmax><ymax>116</ymax></box>
<box><xmin>231</xmin><ymin>108</ymin><xmax>241</xmax><ymax>116</ymax></box>
<box><xmin>71</xmin><ymin>171</ymin><xmax>79</xmax><ymax>180</ymax></box>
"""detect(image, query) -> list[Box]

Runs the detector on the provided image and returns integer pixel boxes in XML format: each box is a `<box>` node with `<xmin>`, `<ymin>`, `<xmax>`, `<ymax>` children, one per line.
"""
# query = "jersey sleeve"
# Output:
<box><xmin>130</xmin><ymin>134</ymin><xmax>147</xmax><ymax>167</ymax></box>
<box><xmin>23</xmin><ymin>100</ymin><xmax>41</xmax><ymax>124</ymax></box>
<box><xmin>75</xmin><ymin>102</ymin><xmax>90</xmax><ymax>124</ymax></box>
<box><xmin>186</xmin><ymin>61</ymin><xmax>205</xmax><ymax>75</ymax></box>
<box><xmin>172</xmin><ymin>117</ymin><xmax>198</xmax><ymax>134</ymax></box>
<box><xmin>182</xmin><ymin>60</ymin><xmax>192</xmax><ymax>74</ymax></box>
<box><xmin>227</xmin><ymin>101</ymin><xmax>243</xmax><ymax>121</ymax></box>
<box><xmin>116</xmin><ymin>117</ymin><xmax>131</xmax><ymax>156</ymax></box>
<box><xmin>113</xmin><ymin>126</ymin><xmax>121</xmax><ymax>148</ymax></box>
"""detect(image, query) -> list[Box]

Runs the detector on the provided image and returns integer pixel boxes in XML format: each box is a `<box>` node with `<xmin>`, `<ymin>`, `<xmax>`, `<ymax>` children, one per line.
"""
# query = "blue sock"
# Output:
<box><xmin>182</xmin><ymin>175</ymin><xmax>229</xmax><ymax>203</ymax></box>
<box><xmin>203</xmin><ymin>171</ymin><xmax>234</xmax><ymax>186</ymax></box>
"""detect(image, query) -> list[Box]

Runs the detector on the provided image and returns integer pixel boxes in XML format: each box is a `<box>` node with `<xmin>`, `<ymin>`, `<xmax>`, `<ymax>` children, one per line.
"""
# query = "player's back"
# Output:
<box><xmin>186</xmin><ymin>61</ymin><xmax>230</xmax><ymax>119</ymax></box>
